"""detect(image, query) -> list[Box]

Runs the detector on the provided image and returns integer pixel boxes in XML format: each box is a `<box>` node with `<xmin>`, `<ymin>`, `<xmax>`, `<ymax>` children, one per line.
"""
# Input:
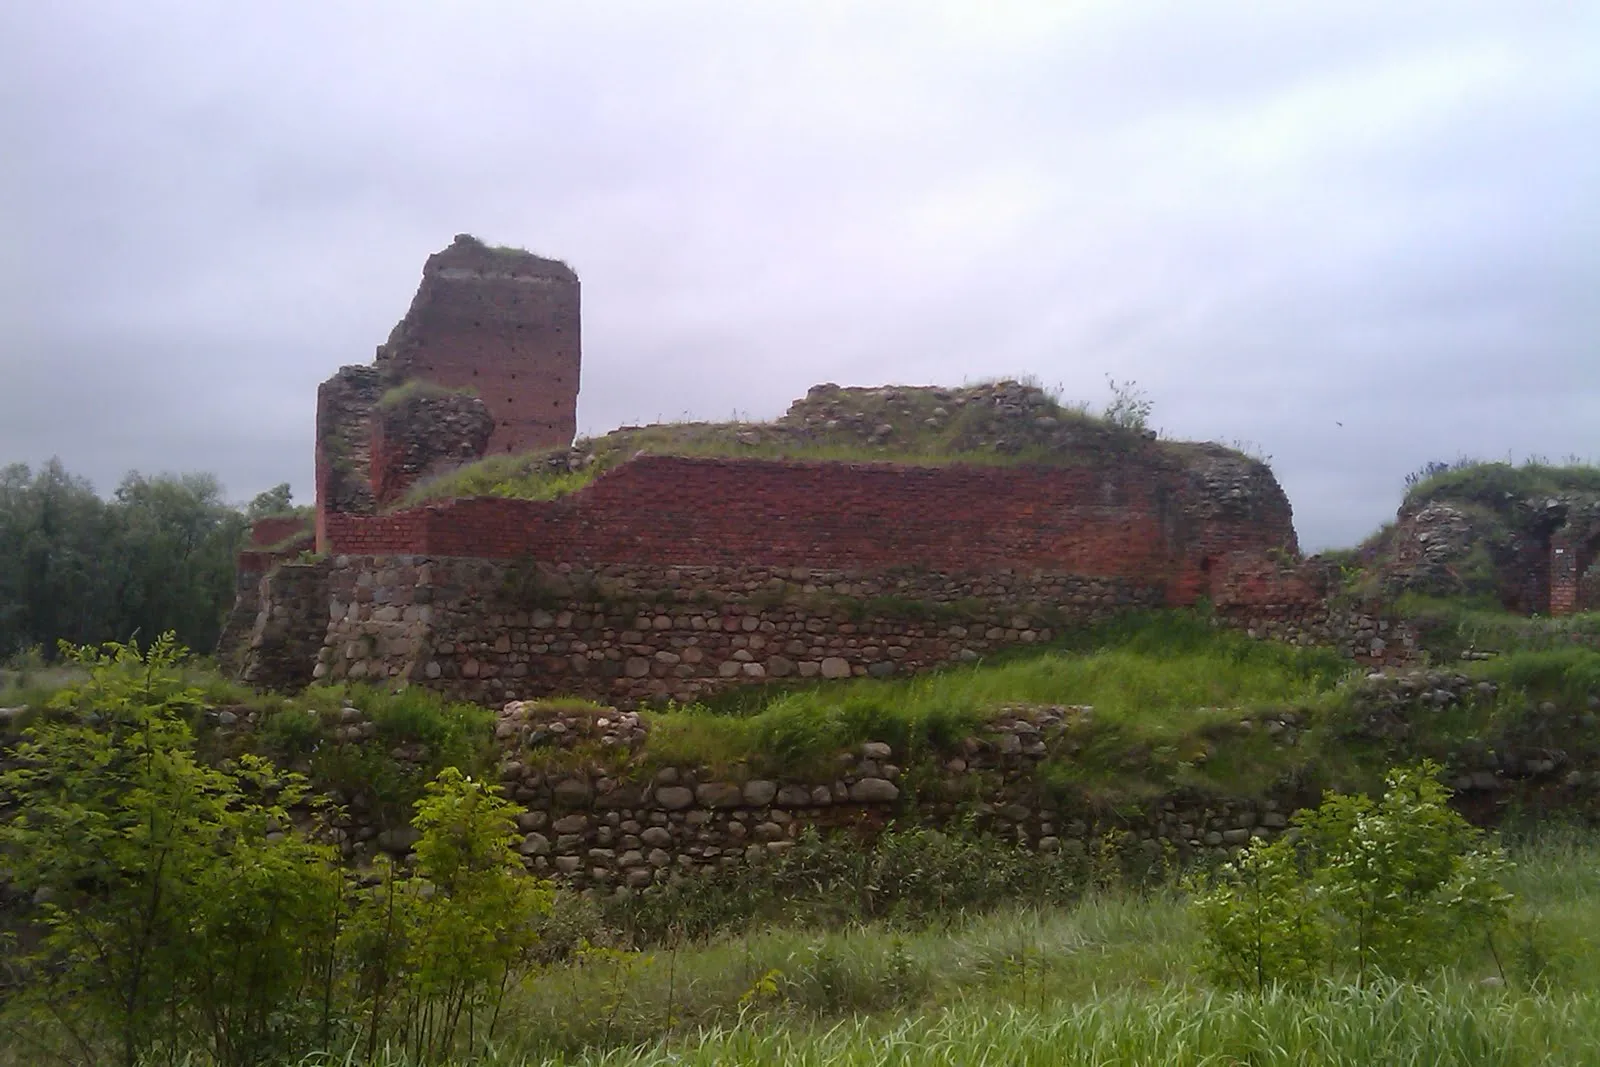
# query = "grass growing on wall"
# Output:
<box><xmin>389</xmin><ymin>377</ymin><xmax>1253</xmax><ymax>507</ymax></box>
<box><xmin>1394</xmin><ymin>592</ymin><xmax>1600</xmax><ymax>657</ymax></box>
<box><xmin>643</xmin><ymin>615</ymin><xmax>1353</xmax><ymax>791</ymax></box>
<box><xmin>1402</xmin><ymin>457</ymin><xmax>1600</xmax><ymax>507</ymax></box>
<box><xmin>403</xmin><ymin>454</ymin><xmax>602</xmax><ymax>506</ymax></box>
<box><xmin>377</xmin><ymin>378</ymin><xmax>480</xmax><ymax>409</ymax></box>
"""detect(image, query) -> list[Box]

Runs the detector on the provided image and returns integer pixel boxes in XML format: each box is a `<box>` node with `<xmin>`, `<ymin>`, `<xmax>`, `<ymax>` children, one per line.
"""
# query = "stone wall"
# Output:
<box><xmin>216</xmin><ymin>518</ymin><xmax>315</xmax><ymax>670</ymax></box>
<box><xmin>309</xmin><ymin>555</ymin><xmax>1164</xmax><ymax>706</ymax></box>
<box><xmin>1208</xmin><ymin>553</ymin><xmax>1419</xmax><ymax>666</ymax></box>
<box><xmin>481</xmin><ymin>702</ymin><xmax>1305</xmax><ymax>892</ymax></box>
<box><xmin>199</xmin><ymin>671</ymin><xmax>1600</xmax><ymax>893</ymax></box>
<box><xmin>315</xmin><ymin>365</ymin><xmax>388</xmax><ymax>550</ymax></box>
<box><xmin>242</xmin><ymin>560</ymin><xmax>333</xmax><ymax>692</ymax></box>
<box><xmin>375</xmin><ymin>234</ymin><xmax>580</xmax><ymax>457</ymax></box>
<box><xmin>1380</xmin><ymin>493</ymin><xmax>1600</xmax><ymax>617</ymax></box>
<box><xmin>1215</xmin><ymin>603</ymin><xmax>1419</xmax><ymax>666</ymax></box>
<box><xmin>370</xmin><ymin>389</ymin><xmax>495</xmax><ymax>506</ymax></box>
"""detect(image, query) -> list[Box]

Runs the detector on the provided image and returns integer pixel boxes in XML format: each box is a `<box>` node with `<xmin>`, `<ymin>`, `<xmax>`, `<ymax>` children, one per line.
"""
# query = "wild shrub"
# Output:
<box><xmin>1193</xmin><ymin>762</ymin><xmax>1513</xmax><ymax>991</ymax></box>
<box><xmin>343</xmin><ymin>768</ymin><xmax>554</xmax><ymax>1065</ymax></box>
<box><xmin>0</xmin><ymin>634</ymin><xmax>342</xmax><ymax>1067</ymax></box>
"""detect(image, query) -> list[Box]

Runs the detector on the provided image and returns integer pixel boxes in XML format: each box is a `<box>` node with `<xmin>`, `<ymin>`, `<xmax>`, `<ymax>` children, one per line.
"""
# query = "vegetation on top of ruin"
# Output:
<box><xmin>445</xmin><ymin>232</ymin><xmax>579</xmax><ymax>274</ymax></box>
<box><xmin>1401</xmin><ymin>456</ymin><xmax>1600</xmax><ymax>508</ymax></box>
<box><xmin>377</xmin><ymin>378</ymin><xmax>481</xmax><ymax>410</ymax></box>
<box><xmin>400</xmin><ymin>378</ymin><xmax>1258</xmax><ymax>508</ymax></box>
<box><xmin>402</xmin><ymin>452</ymin><xmax>601</xmax><ymax>507</ymax></box>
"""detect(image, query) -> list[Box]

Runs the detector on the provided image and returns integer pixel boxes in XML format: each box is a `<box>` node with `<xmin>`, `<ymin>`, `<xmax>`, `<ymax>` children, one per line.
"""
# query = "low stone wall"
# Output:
<box><xmin>484</xmin><ymin>701</ymin><xmax>1304</xmax><ymax>892</ymax></box>
<box><xmin>200</xmin><ymin>700</ymin><xmax>1309</xmax><ymax>893</ymax></box>
<box><xmin>307</xmin><ymin>556</ymin><xmax>1165</xmax><ymax>706</ymax></box>
<box><xmin>208</xmin><ymin>673</ymin><xmax>1600</xmax><ymax>894</ymax></box>
<box><xmin>1215</xmin><ymin>603</ymin><xmax>1419</xmax><ymax>666</ymax></box>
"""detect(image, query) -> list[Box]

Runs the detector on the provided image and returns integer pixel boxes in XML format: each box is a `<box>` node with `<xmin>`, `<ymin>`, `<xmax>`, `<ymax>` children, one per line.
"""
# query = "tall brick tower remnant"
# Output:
<box><xmin>313</xmin><ymin>235</ymin><xmax>580</xmax><ymax>551</ymax></box>
<box><xmin>377</xmin><ymin>235</ymin><xmax>581</xmax><ymax>454</ymax></box>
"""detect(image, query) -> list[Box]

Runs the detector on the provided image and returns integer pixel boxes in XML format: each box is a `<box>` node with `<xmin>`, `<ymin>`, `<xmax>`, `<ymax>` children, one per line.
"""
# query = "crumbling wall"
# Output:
<box><xmin>315</xmin><ymin>366</ymin><xmax>389</xmax><ymax>551</ymax></box>
<box><xmin>370</xmin><ymin>390</ymin><xmax>495</xmax><ymax>506</ymax></box>
<box><xmin>1377</xmin><ymin>492</ymin><xmax>1600</xmax><ymax>617</ymax></box>
<box><xmin>1552</xmin><ymin>515</ymin><xmax>1600</xmax><ymax>617</ymax></box>
<box><xmin>1208</xmin><ymin>553</ymin><xmax>1419</xmax><ymax>665</ymax></box>
<box><xmin>323</xmin><ymin>454</ymin><xmax>1298</xmax><ymax>593</ymax></box>
<box><xmin>311</xmin><ymin>556</ymin><xmax>1162</xmax><ymax>706</ymax></box>
<box><xmin>216</xmin><ymin>517</ymin><xmax>314</xmax><ymax>671</ymax></box>
<box><xmin>241</xmin><ymin>560</ymin><xmax>333</xmax><ymax>692</ymax></box>
<box><xmin>197</xmin><ymin>671</ymin><xmax>1600</xmax><ymax>889</ymax></box>
<box><xmin>376</xmin><ymin>234</ymin><xmax>580</xmax><ymax>456</ymax></box>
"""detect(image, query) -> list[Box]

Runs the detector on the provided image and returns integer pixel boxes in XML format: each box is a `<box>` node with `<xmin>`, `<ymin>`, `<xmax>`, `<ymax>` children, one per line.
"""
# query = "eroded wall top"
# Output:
<box><xmin>375</xmin><ymin>234</ymin><xmax>580</xmax><ymax>455</ymax></box>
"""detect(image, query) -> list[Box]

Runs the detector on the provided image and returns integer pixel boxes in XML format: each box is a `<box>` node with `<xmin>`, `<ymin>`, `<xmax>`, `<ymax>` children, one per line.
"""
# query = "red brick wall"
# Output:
<box><xmin>1208</xmin><ymin>553</ymin><xmax>1327</xmax><ymax>609</ymax></box>
<box><xmin>324</xmin><ymin>455</ymin><xmax>1296</xmax><ymax>604</ymax></box>
<box><xmin>248</xmin><ymin>516</ymin><xmax>312</xmax><ymax>549</ymax></box>
<box><xmin>378</xmin><ymin>238</ymin><xmax>580</xmax><ymax>455</ymax></box>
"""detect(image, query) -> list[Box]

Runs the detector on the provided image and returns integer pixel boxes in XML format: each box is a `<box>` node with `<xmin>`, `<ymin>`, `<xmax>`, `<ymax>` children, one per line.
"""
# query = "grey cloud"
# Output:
<box><xmin>2</xmin><ymin>1</ymin><xmax>1596</xmax><ymax>548</ymax></box>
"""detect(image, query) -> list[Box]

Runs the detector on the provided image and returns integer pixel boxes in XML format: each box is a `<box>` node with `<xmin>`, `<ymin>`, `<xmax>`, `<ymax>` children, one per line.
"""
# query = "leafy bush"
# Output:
<box><xmin>1193</xmin><ymin>763</ymin><xmax>1513</xmax><ymax>990</ymax></box>
<box><xmin>344</xmin><ymin>768</ymin><xmax>554</xmax><ymax>1065</ymax></box>
<box><xmin>0</xmin><ymin>635</ymin><xmax>343</xmax><ymax>1067</ymax></box>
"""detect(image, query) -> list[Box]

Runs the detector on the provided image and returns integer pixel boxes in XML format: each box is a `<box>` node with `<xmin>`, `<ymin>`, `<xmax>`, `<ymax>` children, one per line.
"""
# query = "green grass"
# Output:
<box><xmin>639</xmin><ymin>615</ymin><xmax>1351</xmax><ymax>794</ymax></box>
<box><xmin>377</xmin><ymin>378</ymin><xmax>479</xmax><ymax>410</ymax></box>
<box><xmin>403</xmin><ymin>452</ymin><xmax>601</xmax><ymax>506</ymax></box>
<box><xmin>1393</xmin><ymin>593</ymin><xmax>1600</xmax><ymax>658</ymax></box>
<box><xmin>1404</xmin><ymin>457</ymin><xmax>1600</xmax><ymax>508</ymax></box>
<box><xmin>245</xmin><ymin>831</ymin><xmax>1600</xmax><ymax>1065</ymax></box>
<box><xmin>395</xmin><ymin>378</ymin><xmax>1254</xmax><ymax>507</ymax></box>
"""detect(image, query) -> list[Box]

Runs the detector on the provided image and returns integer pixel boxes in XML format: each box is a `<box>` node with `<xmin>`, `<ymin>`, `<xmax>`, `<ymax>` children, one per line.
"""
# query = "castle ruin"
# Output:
<box><xmin>226</xmin><ymin>238</ymin><xmax>1419</xmax><ymax>704</ymax></box>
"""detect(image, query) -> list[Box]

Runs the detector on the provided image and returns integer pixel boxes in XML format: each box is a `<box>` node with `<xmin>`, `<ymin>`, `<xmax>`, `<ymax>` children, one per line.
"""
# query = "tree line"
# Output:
<box><xmin>0</xmin><ymin>459</ymin><xmax>294</xmax><ymax>661</ymax></box>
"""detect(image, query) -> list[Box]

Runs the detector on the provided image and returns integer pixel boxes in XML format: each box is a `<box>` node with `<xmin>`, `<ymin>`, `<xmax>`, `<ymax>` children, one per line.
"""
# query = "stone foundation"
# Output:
<box><xmin>303</xmin><ymin>556</ymin><xmax>1165</xmax><ymax>707</ymax></box>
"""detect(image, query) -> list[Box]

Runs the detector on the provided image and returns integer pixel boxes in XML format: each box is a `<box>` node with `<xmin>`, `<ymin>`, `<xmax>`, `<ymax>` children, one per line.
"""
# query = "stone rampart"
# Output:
<box><xmin>192</xmin><ymin>668</ymin><xmax>1600</xmax><ymax>893</ymax></box>
<box><xmin>309</xmin><ymin>555</ymin><xmax>1164</xmax><ymax>706</ymax></box>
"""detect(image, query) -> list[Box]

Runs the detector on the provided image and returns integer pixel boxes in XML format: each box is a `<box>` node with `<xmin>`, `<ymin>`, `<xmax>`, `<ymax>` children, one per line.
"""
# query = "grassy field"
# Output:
<box><xmin>273</xmin><ymin>830</ymin><xmax>1600</xmax><ymax>1065</ymax></box>
<box><xmin>7</xmin><ymin>617</ymin><xmax>1600</xmax><ymax>1064</ymax></box>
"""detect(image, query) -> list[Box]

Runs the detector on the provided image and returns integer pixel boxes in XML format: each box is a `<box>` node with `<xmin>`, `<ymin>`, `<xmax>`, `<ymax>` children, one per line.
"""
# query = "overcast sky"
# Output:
<box><xmin>3</xmin><ymin>2</ymin><xmax>1596</xmax><ymax>549</ymax></box>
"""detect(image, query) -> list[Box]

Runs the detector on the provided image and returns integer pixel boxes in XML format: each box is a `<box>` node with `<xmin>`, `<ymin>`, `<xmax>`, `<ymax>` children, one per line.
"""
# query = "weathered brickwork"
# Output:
<box><xmin>314</xmin><ymin>365</ymin><xmax>388</xmax><ymax>549</ymax></box>
<box><xmin>322</xmin><ymin>452</ymin><xmax>1296</xmax><ymax>589</ymax></box>
<box><xmin>375</xmin><ymin>235</ymin><xmax>580</xmax><ymax>457</ymax></box>
<box><xmin>369</xmin><ymin>390</ymin><xmax>495</xmax><ymax>506</ymax></box>
<box><xmin>1205</xmin><ymin>552</ymin><xmax>1419</xmax><ymax>665</ymax></box>
<box><xmin>230</xmin><ymin>235</ymin><xmax>1424</xmax><ymax>698</ymax></box>
<box><xmin>1382</xmin><ymin>494</ymin><xmax>1600</xmax><ymax>617</ymax></box>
